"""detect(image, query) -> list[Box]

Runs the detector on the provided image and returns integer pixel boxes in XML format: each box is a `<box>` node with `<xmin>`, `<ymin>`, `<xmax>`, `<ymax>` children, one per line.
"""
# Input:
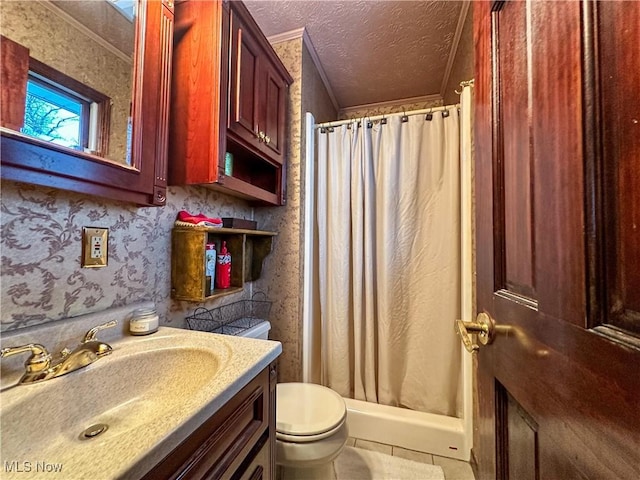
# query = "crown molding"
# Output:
<box><xmin>268</xmin><ymin>28</ymin><xmax>340</xmax><ymax>112</ymax></box>
<box><xmin>340</xmin><ymin>94</ymin><xmax>443</xmax><ymax>117</ymax></box>
<box><xmin>267</xmin><ymin>27</ymin><xmax>305</xmax><ymax>45</ymax></box>
<box><xmin>36</xmin><ymin>0</ymin><xmax>133</xmax><ymax>65</ymax></box>
<box><xmin>440</xmin><ymin>0</ymin><xmax>471</xmax><ymax>98</ymax></box>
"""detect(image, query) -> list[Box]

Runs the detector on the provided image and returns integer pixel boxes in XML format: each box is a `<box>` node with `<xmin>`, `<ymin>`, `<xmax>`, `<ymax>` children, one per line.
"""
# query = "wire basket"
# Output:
<box><xmin>185</xmin><ymin>292</ymin><xmax>271</xmax><ymax>336</ymax></box>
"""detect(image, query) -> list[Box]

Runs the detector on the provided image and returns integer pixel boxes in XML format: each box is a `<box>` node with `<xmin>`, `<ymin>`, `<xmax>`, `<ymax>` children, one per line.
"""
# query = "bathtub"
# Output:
<box><xmin>343</xmin><ymin>397</ymin><xmax>470</xmax><ymax>461</ymax></box>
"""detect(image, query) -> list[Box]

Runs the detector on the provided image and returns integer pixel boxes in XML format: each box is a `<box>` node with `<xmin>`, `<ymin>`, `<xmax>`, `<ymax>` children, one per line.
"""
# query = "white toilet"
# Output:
<box><xmin>239</xmin><ymin>321</ymin><xmax>349</xmax><ymax>472</ymax></box>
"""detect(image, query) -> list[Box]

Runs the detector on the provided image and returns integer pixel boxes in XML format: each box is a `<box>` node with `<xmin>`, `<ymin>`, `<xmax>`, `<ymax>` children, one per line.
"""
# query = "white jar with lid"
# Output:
<box><xmin>129</xmin><ymin>307</ymin><xmax>159</xmax><ymax>335</ymax></box>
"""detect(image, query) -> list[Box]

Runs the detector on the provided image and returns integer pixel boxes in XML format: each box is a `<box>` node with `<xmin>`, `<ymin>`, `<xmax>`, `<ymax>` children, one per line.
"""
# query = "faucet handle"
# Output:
<box><xmin>0</xmin><ymin>344</ymin><xmax>52</xmax><ymax>373</ymax></box>
<box><xmin>82</xmin><ymin>320</ymin><xmax>118</xmax><ymax>343</ymax></box>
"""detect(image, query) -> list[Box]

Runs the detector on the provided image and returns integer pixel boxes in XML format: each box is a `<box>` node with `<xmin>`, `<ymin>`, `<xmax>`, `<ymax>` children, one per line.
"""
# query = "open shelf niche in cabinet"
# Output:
<box><xmin>171</xmin><ymin>226</ymin><xmax>276</xmax><ymax>302</ymax></box>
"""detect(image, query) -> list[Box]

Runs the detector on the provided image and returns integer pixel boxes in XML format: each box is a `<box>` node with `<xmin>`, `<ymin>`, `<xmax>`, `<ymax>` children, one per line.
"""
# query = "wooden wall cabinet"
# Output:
<box><xmin>141</xmin><ymin>363</ymin><xmax>277</xmax><ymax>480</ymax></box>
<box><xmin>228</xmin><ymin>6</ymin><xmax>288</xmax><ymax>167</ymax></box>
<box><xmin>171</xmin><ymin>226</ymin><xmax>276</xmax><ymax>302</ymax></box>
<box><xmin>170</xmin><ymin>0</ymin><xmax>292</xmax><ymax>206</ymax></box>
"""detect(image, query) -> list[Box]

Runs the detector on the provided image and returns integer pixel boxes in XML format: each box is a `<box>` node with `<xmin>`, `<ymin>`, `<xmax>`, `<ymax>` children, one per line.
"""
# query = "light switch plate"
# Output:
<box><xmin>82</xmin><ymin>227</ymin><xmax>108</xmax><ymax>268</ymax></box>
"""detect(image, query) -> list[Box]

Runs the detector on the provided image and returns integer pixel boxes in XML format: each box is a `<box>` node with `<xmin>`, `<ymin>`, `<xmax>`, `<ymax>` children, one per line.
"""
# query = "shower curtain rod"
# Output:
<box><xmin>315</xmin><ymin>103</ymin><xmax>460</xmax><ymax>129</ymax></box>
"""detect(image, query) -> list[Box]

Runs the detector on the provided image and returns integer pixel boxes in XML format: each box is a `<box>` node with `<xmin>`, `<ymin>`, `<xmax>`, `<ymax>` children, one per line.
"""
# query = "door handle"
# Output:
<box><xmin>455</xmin><ymin>312</ymin><xmax>495</xmax><ymax>353</ymax></box>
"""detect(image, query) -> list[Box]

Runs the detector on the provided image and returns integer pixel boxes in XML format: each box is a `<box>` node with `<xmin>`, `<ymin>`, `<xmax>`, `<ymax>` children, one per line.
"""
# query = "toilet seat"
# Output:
<box><xmin>276</xmin><ymin>421</ymin><xmax>349</xmax><ymax>467</ymax></box>
<box><xmin>276</xmin><ymin>383</ymin><xmax>347</xmax><ymax>443</ymax></box>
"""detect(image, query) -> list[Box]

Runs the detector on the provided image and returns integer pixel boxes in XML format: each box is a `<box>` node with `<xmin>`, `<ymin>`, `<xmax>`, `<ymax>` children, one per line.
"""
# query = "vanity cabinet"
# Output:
<box><xmin>171</xmin><ymin>226</ymin><xmax>276</xmax><ymax>302</ymax></box>
<box><xmin>170</xmin><ymin>0</ymin><xmax>292</xmax><ymax>206</ymax></box>
<box><xmin>141</xmin><ymin>363</ymin><xmax>277</xmax><ymax>480</ymax></box>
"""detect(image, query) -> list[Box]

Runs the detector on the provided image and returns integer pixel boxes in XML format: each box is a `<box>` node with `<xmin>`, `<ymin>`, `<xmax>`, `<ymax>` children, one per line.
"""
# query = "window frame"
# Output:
<box><xmin>27</xmin><ymin>57</ymin><xmax>112</xmax><ymax>157</ymax></box>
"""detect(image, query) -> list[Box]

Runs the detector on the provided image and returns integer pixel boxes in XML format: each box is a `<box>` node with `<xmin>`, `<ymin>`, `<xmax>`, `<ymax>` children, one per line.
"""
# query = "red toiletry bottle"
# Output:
<box><xmin>215</xmin><ymin>241</ymin><xmax>231</xmax><ymax>289</ymax></box>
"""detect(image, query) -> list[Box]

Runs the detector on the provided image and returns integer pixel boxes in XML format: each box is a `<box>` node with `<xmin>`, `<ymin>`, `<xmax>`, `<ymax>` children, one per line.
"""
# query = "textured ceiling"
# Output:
<box><xmin>244</xmin><ymin>0</ymin><xmax>464</xmax><ymax>108</ymax></box>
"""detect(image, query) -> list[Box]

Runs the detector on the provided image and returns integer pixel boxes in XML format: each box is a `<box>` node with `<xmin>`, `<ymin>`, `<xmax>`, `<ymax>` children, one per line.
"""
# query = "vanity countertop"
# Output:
<box><xmin>0</xmin><ymin>323</ymin><xmax>281</xmax><ymax>479</ymax></box>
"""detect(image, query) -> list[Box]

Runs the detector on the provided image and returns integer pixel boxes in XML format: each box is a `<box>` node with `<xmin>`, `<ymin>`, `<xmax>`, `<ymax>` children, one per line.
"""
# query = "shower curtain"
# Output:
<box><xmin>315</xmin><ymin>107</ymin><xmax>462</xmax><ymax>416</ymax></box>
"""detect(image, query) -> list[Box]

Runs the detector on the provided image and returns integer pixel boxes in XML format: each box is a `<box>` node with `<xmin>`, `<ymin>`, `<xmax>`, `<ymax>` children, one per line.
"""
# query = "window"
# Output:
<box><xmin>22</xmin><ymin>58</ymin><xmax>111</xmax><ymax>156</ymax></box>
<box><xmin>23</xmin><ymin>74</ymin><xmax>89</xmax><ymax>150</ymax></box>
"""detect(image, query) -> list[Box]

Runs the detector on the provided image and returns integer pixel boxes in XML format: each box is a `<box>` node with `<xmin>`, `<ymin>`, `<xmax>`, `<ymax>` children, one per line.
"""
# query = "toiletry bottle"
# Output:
<box><xmin>224</xmin><ymin>152</ymin><xmax>234</xmax><ymax>176</ymax></box>
<box><xmin>215</xmin><ymin>241</ymin><xmax>231</xmax><ymax>289</ymax></box>
<box><xmin>205</xmin><ymin>243</ymin><xmax>216</xmax><ymax>295</ymax></box>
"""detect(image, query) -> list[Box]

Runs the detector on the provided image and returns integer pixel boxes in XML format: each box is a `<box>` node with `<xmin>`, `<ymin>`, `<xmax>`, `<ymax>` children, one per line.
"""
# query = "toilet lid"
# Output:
<box><xmin>276</xmin><ymin>383</ymin><xmax>346</xmax><ymax>437</ymax></box>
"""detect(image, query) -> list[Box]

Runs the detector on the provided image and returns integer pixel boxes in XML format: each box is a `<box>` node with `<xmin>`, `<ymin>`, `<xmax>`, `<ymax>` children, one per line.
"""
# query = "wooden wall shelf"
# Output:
<box><xmin>171</xmin><ymin>226</ymin><xmax>276</xmax><ymax>302</ymax></box>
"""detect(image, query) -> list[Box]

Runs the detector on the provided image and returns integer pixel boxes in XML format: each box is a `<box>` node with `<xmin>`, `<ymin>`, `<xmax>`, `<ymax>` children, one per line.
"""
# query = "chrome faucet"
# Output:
<box><xmin>0</xmin><ymin>320</ymin><xmax>117</xmax><ymax>385</ymax></box>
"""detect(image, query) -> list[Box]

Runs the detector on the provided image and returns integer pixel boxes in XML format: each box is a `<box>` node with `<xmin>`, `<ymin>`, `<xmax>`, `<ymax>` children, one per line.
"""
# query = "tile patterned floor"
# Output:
<box><xmin>349</xmin><ymin>438</ymin><xmax>476</xmax><ymax>480</ymax></box>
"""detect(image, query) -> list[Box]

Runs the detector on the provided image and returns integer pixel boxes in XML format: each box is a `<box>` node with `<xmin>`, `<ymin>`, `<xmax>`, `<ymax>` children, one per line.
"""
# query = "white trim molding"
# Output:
<box><xmin>440</xmin><ymin>0</ymin><xmax>471</xmax><ymax>98</ymax></box>
<box><xmin>268</xmin><ymin>28</ymin><xmax>340</xmax><ymax>112</ymax></box>
<box><xmin>339</xmin><ymin>94</ymin><xmax>443</xmax><ymax>117</ymax></box>
<box><xmin>267</xmin><ymin>27</ymin><xmax>305</xmax><ymax>45</ymax></box>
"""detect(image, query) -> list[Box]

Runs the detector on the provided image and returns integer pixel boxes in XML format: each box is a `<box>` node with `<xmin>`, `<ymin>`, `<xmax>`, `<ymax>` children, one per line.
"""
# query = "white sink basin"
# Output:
<box><xmin>2</xmin><ymin>345</ymin><xmax>223</xmax><ymax>457</ymax></box>
<box><xmin>0</xmin><ymin>326</ymin><xmax>281</xmax><ymax>479</ymax></box>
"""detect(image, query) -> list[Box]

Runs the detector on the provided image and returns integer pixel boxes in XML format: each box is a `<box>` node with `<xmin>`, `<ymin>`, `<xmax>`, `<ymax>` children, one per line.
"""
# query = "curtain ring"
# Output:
<box><xmin>425</xmin><ymin>107</ymin><xmax>433</xmax><ymax>121</ymax></box>
<box><xmin>401</xmin><ymin>109</ymin><xmax>408</xmax><ymax>123</ymax></box>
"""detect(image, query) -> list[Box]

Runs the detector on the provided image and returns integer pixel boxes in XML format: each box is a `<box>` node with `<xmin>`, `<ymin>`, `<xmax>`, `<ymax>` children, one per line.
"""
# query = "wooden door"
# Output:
<box><xmin>472</xmin><ymin>1</ymin><xmax>640</xmax><ymax>479</ymax></box>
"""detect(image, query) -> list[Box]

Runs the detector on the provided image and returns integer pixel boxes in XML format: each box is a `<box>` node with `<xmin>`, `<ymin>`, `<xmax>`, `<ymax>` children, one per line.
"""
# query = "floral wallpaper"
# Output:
<box><xmin>0</xmin><ymin>180</ymin><xmax>253</xmax><ymax>332</ymax></box>
<box><xmin>338</xmin><ymin>98</ymin><xmax>443</xmax><ymax>120</ymax></box>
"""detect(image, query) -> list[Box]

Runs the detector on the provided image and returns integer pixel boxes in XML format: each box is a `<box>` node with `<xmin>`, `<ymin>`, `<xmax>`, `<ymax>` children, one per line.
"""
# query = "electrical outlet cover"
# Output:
<box><xmin>82</xmin><ymin>227</ymin><xmax>108</xmax><ymax>268</ymax></box>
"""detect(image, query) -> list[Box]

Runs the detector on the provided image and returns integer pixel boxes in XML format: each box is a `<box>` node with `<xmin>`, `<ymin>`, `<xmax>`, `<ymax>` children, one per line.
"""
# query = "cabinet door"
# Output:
<box><xmin>257</xmin><ymin>61</ymin><xmax>287</xmax><ymax>165</ymax></box>
<box><xmin>169</xmin><ymin>0</ymin><xmax>227</xmax><ymax>186</ymax></box>
<box><xmin>233</xmin><ymin>434</ymin><xmax>270</xmax><ymax>480</ymax></box>
<box><xmin>141</xmin><ymin>368</ymin><xmax>271</xmax><ymax>480</ymax></box>
<box><xmin>229</xmin><ymin>10</ymin><xmax>261</xmax><ymax>148</ymax></box>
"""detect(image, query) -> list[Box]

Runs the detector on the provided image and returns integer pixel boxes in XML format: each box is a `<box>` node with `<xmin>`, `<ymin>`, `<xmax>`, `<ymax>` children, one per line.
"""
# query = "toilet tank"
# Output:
<box><xmin>239</xmin><ymin>321</ymin><xmax>271</xmax><ymax>340</ymax></box>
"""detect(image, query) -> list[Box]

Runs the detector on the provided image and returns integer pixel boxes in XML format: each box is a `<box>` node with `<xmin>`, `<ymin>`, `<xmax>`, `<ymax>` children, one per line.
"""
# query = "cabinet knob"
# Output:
<box><xmin>257</xmin><ymin>131</ymin><xmax>266</xmax><ymax>142</ymax></box>
<box><xmin>264</xmin><ymin>135</ymin><xmax>271</xmax><ymax>144</ymax></box>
